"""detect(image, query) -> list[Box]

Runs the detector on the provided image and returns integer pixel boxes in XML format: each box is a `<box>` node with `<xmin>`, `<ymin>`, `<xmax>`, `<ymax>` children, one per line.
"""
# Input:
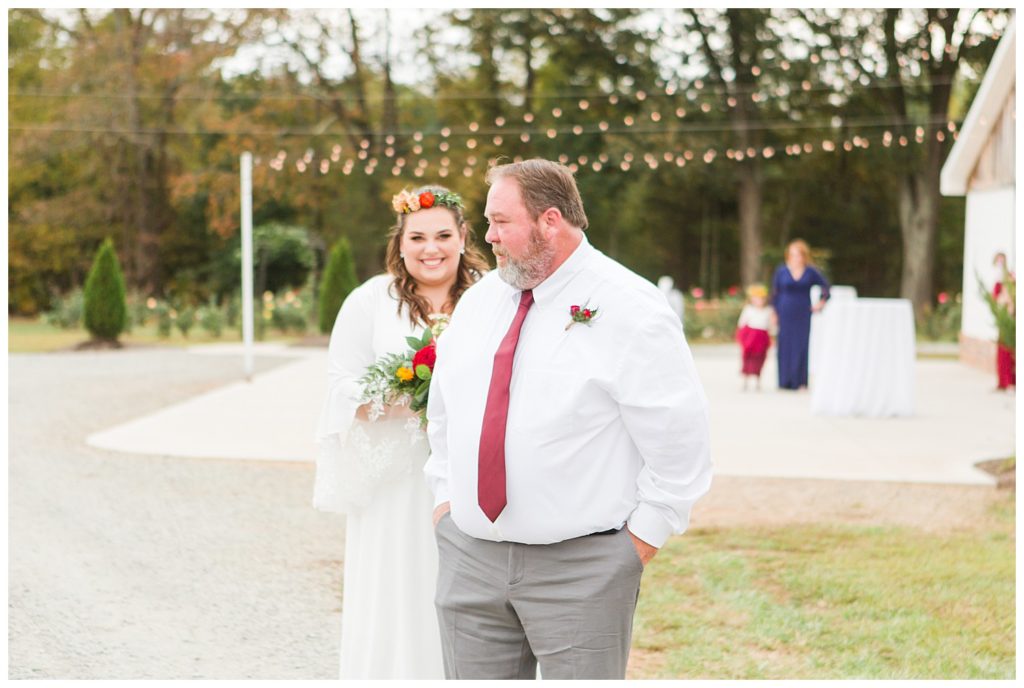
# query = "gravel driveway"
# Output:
<box><xmin>8</xmin><ymin>347</ymin><xmax>1009</xmax><ymax>678</ymax></box>
<box><xmin>9</xmin><ymin>349</ymin><xmax>345</xmax><ymax>679</ymax></box>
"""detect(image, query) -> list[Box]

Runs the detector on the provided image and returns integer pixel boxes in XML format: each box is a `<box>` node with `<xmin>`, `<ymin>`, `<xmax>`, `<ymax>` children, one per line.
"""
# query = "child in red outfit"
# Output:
<box><xmin>736</xmin><ymin>284</ymin><xmax>774</xmax><ymax>391</ymax></box>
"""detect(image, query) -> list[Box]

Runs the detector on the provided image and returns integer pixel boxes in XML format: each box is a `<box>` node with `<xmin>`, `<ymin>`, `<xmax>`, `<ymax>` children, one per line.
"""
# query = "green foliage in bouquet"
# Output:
<box><xmin>83</xmin><ymin>237</ymin><xmax>128</xmax><ymax>342</ymax></box>
<box><xmin>978</xmin><ymin>269</ymin><xmax>1015</xmax><ymax>352</ymax></box>
<box><xmin>318</xmin><ymin>237</ymin><xmax>359</xmax><ymax>334</ymax></box>
<box><xmin>358</xmin><ymin>328</ymin><xmax>437</xmax><ymax>425</ymax></box>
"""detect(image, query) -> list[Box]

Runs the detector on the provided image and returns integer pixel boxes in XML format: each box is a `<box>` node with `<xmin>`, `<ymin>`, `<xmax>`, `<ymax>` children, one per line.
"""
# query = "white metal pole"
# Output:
<box><xmin>240</xmin><ymin>152</ymin><xmax>254</xmax><ymax>381</ymax></box>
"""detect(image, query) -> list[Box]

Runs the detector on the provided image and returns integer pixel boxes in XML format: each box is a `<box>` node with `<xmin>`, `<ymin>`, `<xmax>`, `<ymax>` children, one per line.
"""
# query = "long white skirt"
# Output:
<box><xmin>338</xmin><ymin>450</ymin><xmax>444</xmax><ymax>679</ymax></box>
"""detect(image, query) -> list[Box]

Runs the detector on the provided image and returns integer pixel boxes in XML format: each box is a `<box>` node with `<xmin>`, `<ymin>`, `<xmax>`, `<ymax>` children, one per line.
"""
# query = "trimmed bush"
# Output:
<box><xmin>197</xmin><ymin>301</ymin><xmax>225</xmax><ymax>337</ymax></box>
<box><xmin>83</xmin><ymin>238</ymin><xmax>128</xmax><ymax>342</ymax></box>
<box><xmin>43</xmin><ymin>288</ymin><xmax>85</xmax><ymax>329</ymax></box>
<box><xmin>318</xmin><ymin>237</ymin><xmax>359</xmax><ymax>334</ymax></box>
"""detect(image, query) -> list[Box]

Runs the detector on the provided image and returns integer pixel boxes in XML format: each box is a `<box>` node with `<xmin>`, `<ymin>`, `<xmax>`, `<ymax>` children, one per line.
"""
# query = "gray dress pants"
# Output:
<box><xmin>433</xmin><ymin>514</ymin><xmax>644</xmax><ymax>679</ymax></box>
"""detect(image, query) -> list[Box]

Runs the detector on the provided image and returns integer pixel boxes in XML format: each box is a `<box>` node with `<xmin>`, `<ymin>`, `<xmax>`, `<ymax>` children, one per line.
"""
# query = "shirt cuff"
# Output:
<box><xmin>431</xmin><ymin>483</ymin><xmax>451</xmax><ymax>510</ymax></box>
<box><xmin>626</xmin><ymin>501</ymin><xmax>678</xmax><ymax>549</ymax></box>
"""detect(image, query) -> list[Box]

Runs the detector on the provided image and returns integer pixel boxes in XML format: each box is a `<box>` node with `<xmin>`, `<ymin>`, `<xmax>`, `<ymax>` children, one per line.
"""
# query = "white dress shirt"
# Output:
<box><xmin>424</xmin><ymin>236</ymin><xmax>712</xmax><ymax>547</ymax></box>
<box><xmin>738</xmin><ymin>304</ymin><xmax>773</xmax><ymax>332</ymax></box>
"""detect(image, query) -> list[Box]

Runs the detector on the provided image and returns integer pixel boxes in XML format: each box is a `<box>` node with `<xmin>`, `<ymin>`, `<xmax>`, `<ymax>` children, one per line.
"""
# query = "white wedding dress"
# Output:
<box><xmin>313</xmin><ymin>274</ymin><xmax>444</xmax><ymax>679</ymax></box>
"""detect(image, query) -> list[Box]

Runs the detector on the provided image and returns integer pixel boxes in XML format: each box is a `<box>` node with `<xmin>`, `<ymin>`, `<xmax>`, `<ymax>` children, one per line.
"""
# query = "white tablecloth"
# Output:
<box><xmin>810</xmin><ymin>298</ymin><xmax>915</xmax><ymax>417</ymax></box>
<box><xmin>809</xmin><ymin>285</ymin><xmax>857</xmax><ymax>375</ymax></box>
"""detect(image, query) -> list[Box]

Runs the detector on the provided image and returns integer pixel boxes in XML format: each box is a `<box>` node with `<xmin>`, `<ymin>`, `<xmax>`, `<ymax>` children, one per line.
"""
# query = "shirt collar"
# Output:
<box><xmin>530</xmin><ymin>233</ymin><xmax>593</xmax><ymax>307</ymax></box>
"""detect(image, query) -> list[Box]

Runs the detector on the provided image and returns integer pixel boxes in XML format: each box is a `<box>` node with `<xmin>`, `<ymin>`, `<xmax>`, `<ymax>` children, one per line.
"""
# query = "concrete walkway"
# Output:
<box><xmin>85</xmin><ymin>342</ymin><xmax>1014</xmax><ymax>486</ymax></box>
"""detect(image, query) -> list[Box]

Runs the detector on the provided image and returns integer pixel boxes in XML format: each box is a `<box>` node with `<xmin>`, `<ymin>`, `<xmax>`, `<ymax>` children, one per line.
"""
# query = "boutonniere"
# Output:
<box><xmin>565</xmin><ymin>302</ymin><xmax>599</xmax><ymax>331</ymax></box>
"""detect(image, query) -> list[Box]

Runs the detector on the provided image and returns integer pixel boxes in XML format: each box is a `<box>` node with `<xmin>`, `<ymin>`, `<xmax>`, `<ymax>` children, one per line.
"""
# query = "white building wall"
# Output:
<box><xmin>960</xmin><ymin>186</ymin><xmax>1016</xmax><ymax>342</ymax></box>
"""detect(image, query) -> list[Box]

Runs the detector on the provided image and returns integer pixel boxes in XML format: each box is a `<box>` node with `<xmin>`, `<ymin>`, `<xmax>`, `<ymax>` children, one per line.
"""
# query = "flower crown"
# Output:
<box><xmin>392</xmin><ymin>188</ymin><xmax>464</xmax><ymax>215</ymax></box>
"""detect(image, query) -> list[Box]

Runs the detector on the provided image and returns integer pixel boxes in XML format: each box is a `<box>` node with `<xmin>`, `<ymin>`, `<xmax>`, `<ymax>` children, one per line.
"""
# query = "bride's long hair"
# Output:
<box><xmin>384</xmin><ymin>185</ymin><xmax>490</xmax><ymax>327</ymax></box>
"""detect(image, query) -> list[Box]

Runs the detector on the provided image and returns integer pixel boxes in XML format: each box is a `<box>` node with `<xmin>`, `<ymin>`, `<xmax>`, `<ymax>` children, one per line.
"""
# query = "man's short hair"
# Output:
<box><xmin>485</xmin><ymin>158</ymin><xmax>589</xmax><ymax>231</ymax></box>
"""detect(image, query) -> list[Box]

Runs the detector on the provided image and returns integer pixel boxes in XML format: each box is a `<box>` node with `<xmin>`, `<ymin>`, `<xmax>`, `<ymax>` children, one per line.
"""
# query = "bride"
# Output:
<box><xmin>313</xmin><ymin>186</ymin><xmax>489</xmax><ymax>679</ymax></box>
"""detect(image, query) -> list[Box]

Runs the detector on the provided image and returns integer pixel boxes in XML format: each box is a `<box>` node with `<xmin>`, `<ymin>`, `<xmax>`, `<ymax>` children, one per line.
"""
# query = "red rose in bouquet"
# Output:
<box><xmin>412</xmin><ymin>341</ymin><xmax>437</xmax><ymax>373</ymax></box>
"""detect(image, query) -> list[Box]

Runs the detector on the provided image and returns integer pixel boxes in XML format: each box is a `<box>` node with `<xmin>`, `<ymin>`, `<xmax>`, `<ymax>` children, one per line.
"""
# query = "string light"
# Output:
<box><xmin>260</xmin><ymin>127</ymin><xmax>943</xmax><ymax>178</ymax></box>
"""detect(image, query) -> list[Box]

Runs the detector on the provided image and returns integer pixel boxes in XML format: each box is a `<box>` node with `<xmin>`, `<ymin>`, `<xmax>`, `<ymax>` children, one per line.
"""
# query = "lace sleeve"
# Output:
<box><xmin>313</xmin><ymin>281</ymin><xmax>377</xmax><ymax>513</ymax></box>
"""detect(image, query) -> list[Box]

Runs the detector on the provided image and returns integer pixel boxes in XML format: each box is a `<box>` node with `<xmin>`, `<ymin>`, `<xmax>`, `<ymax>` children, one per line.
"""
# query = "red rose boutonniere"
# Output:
<box><xmin>565</xmin><ymin>302</ymin><xmax>599</xmax><ymax>331</ymax></box>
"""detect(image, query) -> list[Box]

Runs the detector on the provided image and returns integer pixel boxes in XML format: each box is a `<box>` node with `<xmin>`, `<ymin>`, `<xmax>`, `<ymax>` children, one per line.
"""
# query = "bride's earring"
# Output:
<box><xmin>400</xmin><ymin>252</ymin><xmax>405</xmax><ymax>259</ymax></box>
<box><xmin>459</xmin><ymin>246</ymin><xmax>465</xmax><ymax>255</ymax></box>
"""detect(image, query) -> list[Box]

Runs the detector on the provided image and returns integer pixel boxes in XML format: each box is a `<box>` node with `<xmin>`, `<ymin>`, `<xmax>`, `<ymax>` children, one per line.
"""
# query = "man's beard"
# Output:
<box><xmin>494</xmin><ymin>224</ymin><xmax>556</xmax><ymax>290</ymax></box>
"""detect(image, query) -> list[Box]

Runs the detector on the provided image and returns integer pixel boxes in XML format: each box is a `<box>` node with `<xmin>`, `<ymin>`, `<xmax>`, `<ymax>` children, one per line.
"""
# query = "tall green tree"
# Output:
<box><xmin>802</xmin><ymin>8</ymin><xmax>1011</xmax><ymax>314</ymax></box>
<box><xmin>83</xmin><ymin>238</ymin><xmax>128</xmax><ymax>342</ymax></box>
<box><xmin>318</xmin><ymin>237</ymin><xmax>359</xmax><ymax>334</ymax></box>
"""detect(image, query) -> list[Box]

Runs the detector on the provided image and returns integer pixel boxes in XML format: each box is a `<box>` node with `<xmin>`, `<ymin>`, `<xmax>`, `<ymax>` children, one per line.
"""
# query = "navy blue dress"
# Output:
<box><xmin>771</xmin><ymin>265</ymin><xmax>830</xmax><ymax>390</ymax></box>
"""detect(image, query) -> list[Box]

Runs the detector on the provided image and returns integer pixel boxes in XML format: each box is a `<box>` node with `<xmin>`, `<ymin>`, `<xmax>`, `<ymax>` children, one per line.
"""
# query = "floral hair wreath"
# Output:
<box><xmin>392</xmin><ymin>188</ymin><xmax>464</xmax><ymax>215</ymax></box>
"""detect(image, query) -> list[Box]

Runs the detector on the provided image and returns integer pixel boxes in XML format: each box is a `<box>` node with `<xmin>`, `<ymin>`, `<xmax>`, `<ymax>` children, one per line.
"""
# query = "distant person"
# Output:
<box><xmin>736</xmin><ymin>283</ymin><xmax>773</xmax><ymax>391</ymax></box>
<box><xmin>658</xmin><ymin>275</ymin><xmax>686</xmax><ymax>323</ymax></box>
<box><xmin>771</xmin><ymin>239</ymin><xmax>830</xmax><ymax>390</ymax></box>
<box><xmin>991</xmin><ymin>252</ymin><xmax>1016</xmax><ymax>391</ymax></box>
<box><xmin>313</xmin><ymin>186</ymin><xmax>489</xmax><ymax>678</ymax></box>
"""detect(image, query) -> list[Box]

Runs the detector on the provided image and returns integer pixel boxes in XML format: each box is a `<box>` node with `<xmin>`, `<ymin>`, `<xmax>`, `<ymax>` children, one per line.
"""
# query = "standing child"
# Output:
<box><xmin>736</xmin><ymin>284</ymin><xmax>773</xmax><ymax>390</ymax></box>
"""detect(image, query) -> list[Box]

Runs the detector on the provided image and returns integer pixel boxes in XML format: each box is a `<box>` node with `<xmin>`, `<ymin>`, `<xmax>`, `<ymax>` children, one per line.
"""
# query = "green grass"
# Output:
<box><xmin>630</xmin><ymin>497</ymin><xmax>1015</xmax><ymax>679</ymax></box>
<box><xmin>8</xmin><ymin>317</ymin><xmax>306</xmax><ymax>353</ymax></box>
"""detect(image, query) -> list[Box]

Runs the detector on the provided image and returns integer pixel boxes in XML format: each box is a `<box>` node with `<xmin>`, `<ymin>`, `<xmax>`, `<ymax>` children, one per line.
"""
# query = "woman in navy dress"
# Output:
<box><xmin>771</xmin><ymin>239</ymin><xmax>830</xmax><ymax>390</ymax></box>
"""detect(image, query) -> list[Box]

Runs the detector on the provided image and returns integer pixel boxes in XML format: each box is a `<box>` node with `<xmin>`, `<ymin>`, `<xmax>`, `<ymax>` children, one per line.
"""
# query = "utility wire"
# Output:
<box><xmin>8</xmin><ymin>115</ymin><xmax>961</xmax><ymax>139</ymax></box>
<box><xmin>7</xmin><ymin>74</ymin><xmax>963</xmax><ymax>103</ymax></box>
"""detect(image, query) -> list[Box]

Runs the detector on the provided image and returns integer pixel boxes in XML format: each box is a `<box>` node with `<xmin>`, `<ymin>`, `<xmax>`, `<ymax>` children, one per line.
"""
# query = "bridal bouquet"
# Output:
<box><xmin>358</xmin><ymin>317</ymin><xmax>447</xmax><ymax>427</ymax></box>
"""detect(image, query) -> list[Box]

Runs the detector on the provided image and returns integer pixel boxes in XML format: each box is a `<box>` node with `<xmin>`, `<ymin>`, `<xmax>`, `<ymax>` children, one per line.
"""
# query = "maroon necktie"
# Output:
<box><xmin>478</xmin><ymin>289</ymin><xmax>534</xmax><ymax>522</ymax></box>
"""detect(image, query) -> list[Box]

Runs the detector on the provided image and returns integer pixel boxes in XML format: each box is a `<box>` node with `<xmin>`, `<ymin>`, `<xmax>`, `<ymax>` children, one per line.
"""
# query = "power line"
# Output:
<box><xmin>7</xmin><ymin>115</ymin><xmax>961</xmax><ymax>139</ymax></box>
<box><xmin>6</xmin><ymin>74</ymin><xmax>963</xmax><ymax>103</ymax></box>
